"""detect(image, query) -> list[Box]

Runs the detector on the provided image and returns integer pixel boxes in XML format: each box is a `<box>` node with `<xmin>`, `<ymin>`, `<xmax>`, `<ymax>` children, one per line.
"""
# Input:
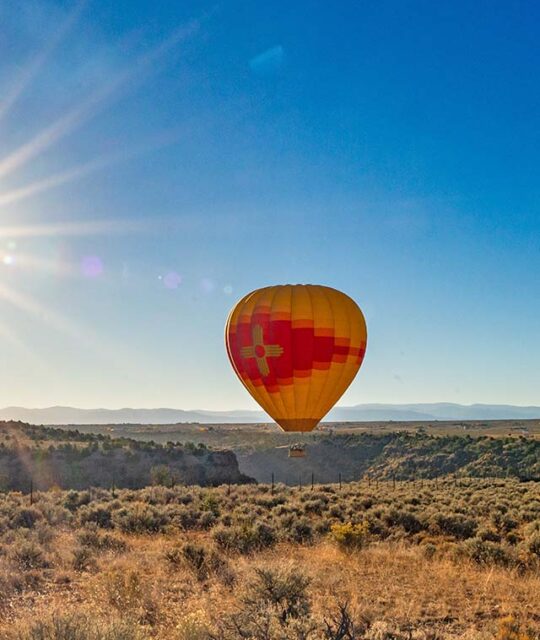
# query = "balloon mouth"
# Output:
<box><xmin>276</xmin><ymin>418</ymin><xmax>320</xmax><ymax>433</ymax></box>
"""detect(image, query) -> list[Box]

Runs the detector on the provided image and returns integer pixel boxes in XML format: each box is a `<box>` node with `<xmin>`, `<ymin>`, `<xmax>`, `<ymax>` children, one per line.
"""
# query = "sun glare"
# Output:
<box><xmin>0</xmin><ymin>7</ymin><xmax>199</xmax><ymax>367</ymax></box>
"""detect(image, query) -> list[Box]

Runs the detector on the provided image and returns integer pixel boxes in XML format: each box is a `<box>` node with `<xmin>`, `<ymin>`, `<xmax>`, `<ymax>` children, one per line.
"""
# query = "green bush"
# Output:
<box><xmin>175</xmin><ymin>507</ymin><xmax>201</xmax><ymax>530</ymax></box>
<box><xmin>112</xmin><ymin>504</ymin><xmax>168</xmax><ymax>534</ymax></box>
<box><xmin>64</xmin><ymin>491</ymin><xmax>91</xmax><ymax>512</ymax></box>
<box><xmin>245</xmin><ymin>567</ymin><xmax>311</xmax><ymax>623</ymax></box>
<box><xmin>433</xmin><ymin>514</ymin><xmax>477</xmax><ymax>540</ymax></box>
<box><xmin>72</xmin><ymin>546</ymin><xmax>96</xmax><ymax>572</ymax></box>
<box><xmin>11</xmin><ymin>507</ymin><xmax>42</xmax><ymax>529</ymax></box>
<box><xmin>79</xmin><ymin>505</ymin><xmax>113</xmax><ymax>529</ymax></box>
<box><xmin>181</xmin><ymin>542</ymin><xmax>207</xmax><ymax>579</ymax></box>
<box><xmin>477</xmin><ymin>527</ymin><xmax>501</xmax><ymax>542</ymax></box>
<box><xmin>213</xmin><ymin>523</ymin><xmax>276</xmax><ymax>554</ymax></box>
<box><xmin>286</xmin><ymin>517</ymin><xmax>313</xmax><ymax>544</ymax></box>
<box><xmin>302</xmin><ymin>499</ymin><xmax>326</xmax><ymax>515</ymax></box>
<box><xmin>77</xmin><ymin>526</ymin><xmax>127</xmax><ymax>553</ymax></box>
<box><xmin>9</xmin><ymin>541</ymin><xmax>48</xmax><ymax>570</ymax></box>
<box><xmin>383</xmin><ymin>509</ymin><xmax>424</xmax><ymax>534</ymax></box>
<box><xmin>459</xmin><ymin>537</ymin><xmax>516</xmax><ymax>567</ymax></box>
<box><xmin>525</xmin><ymin>532</ymin><xmax>540</xmax><ymax>558</ymax></box>
<box><xmin>199</xmin><ymin>511</ymin><xmax>216</xmax><ymax>529</ymax></box>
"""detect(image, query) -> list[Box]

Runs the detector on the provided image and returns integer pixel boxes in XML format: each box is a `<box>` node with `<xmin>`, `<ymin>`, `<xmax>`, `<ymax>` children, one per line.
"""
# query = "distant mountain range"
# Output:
<box><xmin>0</xmin><ymin>403</ymin><xmax>540</xmax><ymax>425</ymax></box>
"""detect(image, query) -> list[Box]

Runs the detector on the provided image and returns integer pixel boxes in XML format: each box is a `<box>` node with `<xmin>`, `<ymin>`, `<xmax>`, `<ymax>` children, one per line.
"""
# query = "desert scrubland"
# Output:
<box><xmin>0</xmin><ymin>477</ymin><xmax>538</xmax><ymax>639</ymax></box>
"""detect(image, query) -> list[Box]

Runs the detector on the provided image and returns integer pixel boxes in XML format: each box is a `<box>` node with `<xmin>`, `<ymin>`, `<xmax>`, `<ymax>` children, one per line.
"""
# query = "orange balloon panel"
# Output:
<box><xmin>225</xmin><ymin>284</ymin><xmax>367</xmax><ymax>432</ymax></box>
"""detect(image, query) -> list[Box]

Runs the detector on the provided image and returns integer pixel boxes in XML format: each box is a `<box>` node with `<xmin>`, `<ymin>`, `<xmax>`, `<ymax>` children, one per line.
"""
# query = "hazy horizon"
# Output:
<box><xmin>1</xmin><ymin>2</ymin><xmax>540</xmax><ymax>410</ymax></box>
<box><xmin>2</xmin><ymin>401</ymin><xmax>540</xmax><ymax>428</ymax></box>
<box><xmin>4</xmin><ymin>401</ymin><xmax>540</xmax><ymax>411</ymax></box>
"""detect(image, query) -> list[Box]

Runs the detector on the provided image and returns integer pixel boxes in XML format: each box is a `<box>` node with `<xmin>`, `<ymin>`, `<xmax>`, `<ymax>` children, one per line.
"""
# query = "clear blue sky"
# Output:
<box><xmin>0</xmin><ymin>0</ymin><xmax>539</xmax><ymax>410</ymax></box>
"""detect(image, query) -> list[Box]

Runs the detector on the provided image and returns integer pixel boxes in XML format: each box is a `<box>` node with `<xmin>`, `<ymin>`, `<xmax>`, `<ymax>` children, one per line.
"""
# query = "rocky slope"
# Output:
<box><xmin>0</xmin><ymin>421</ymin><xmax>253</xmax><ymax>491</ymax></box>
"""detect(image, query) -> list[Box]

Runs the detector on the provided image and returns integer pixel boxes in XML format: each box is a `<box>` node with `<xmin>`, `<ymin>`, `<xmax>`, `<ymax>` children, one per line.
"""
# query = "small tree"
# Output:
<box><xmin>150</xmin><ymin>465</ymin><xmax>171</xmax><ymax>486</ymax></box>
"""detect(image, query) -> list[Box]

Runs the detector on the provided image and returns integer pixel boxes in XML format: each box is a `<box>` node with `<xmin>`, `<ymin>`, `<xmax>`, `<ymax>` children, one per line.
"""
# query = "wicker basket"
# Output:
<box><xmin>288</xmin><ymin>447</ymin><xmax>305</xmax><ymax>458</ymax></box>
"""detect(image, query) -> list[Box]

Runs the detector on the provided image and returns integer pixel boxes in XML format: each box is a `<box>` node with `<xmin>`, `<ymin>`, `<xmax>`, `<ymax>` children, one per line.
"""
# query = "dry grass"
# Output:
<box><xmin>0</xmin><ymin>479</ymin><xmax>537</xmax><ymax>639</ymax></box>
<box><xmin>3</xmin><ymin>539</ymin><xmax>539</xmax><ymax>638</ymax></box>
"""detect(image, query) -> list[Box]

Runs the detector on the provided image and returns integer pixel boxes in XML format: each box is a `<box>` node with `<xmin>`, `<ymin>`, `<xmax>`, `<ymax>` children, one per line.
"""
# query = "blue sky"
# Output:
<box><xmin>0</xmin><ymin>0</ymin><xmax>539</xmax><ymax>410</ymax></box>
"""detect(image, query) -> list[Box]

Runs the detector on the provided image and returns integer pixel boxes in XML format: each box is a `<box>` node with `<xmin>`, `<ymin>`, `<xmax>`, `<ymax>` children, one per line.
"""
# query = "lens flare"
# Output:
<box><xmin>0</xmin><ymin>8</ymin><xmax>208</xmax><ymax>394</ymax></box>
<box><xmin>81</xmin><ymin>256</ymin><xmax>104</xmax><ymax>278</ymax></box>
<box><xmin>201</xmin><ymin>278</ymin><xmax>214</xmax><ymax>293</ymax></box>
<box><xmin>249</xmin><ymin>45</ymin><xmax>285</xmax><ymax>74</ymax></box>
<box><xmin>163</xmin><ymin>271</ymin><xmax>182</xmax><ymax>289</ymax></box>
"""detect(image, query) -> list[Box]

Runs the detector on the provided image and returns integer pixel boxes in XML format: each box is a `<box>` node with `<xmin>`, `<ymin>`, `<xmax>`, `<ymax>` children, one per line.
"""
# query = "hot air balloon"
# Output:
<box><xmin>225</xmin><ymin>285</ymin><xmax>367</xmax><ymax>452</ymax></box>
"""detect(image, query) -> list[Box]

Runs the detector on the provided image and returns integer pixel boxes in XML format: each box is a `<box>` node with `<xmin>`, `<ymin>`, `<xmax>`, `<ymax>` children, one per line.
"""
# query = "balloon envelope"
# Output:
<box><xmin>225</xmin><ymin>284</ymin><xmax>367</xmax><ymax>432</ymax></box>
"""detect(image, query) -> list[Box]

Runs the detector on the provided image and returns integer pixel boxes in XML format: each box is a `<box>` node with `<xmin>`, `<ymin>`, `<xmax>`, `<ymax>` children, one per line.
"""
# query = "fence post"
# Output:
<box><xmin>30</xmin><ymin>478</ymin><xmax>33</xmax><ymax>506</ymax></box>
<box><xmin>271</xmin><ymin>472</ymin><xmax>275</xmax><ymax>495</ymax></box>
<box><xmin>311</xmin><ymin>472</ymin><xmax>314</xmax><ymax>491</ymax></box>
<box><xmin>338</xmin><ymin>472</ymin><xmax>342</xmax><ymax>490</ymax></box>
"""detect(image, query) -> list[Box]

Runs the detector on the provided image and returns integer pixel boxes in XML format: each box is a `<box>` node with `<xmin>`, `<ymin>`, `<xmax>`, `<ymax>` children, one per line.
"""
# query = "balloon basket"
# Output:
<box><xmin>288</xmin><ymin>445</ymin><xmax>306</xmax><ymax>458</ymax></box>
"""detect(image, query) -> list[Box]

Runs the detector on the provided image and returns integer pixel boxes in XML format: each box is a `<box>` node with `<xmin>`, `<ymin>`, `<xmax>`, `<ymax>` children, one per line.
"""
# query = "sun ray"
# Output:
<box><xmin>0</xmin><ymin>322</ymin><xmax>54</xmax><ymax>376</ymax></box>
<box><xmin>0</xmin><ymin>0</ymin><xmax>87</xmax><ymax>124</ymax></box>
<box><xmin>0</xmin><ymin>282</ymin><xmax>158</xmax><ymax>381</ymax></box>
<box><xmin>0</xmin><ymin>319</ymin><xmax>51</xmax><ymax>372</ymax></box>
<box><xmin>0</xmin><ymin>210</ymin><xmax>213</xmax><ymax>240</ymax></box>
<box><xmin>1</xmin><ymin>253</ymin><xmax>76</xmax><ymax>278</ymax></box>
<box><xmin>0</xmin><ymin>218</ymin><xmax>150</xmax><ymax>239</ymax></box>
<box><xmin>0</xmin><ymin>162</ymin><xmax>102</xmax><ymax>210</ymax></box>
<box><xmin>0</xmin><ymin>281</ymin><xmax>83</xmax><ymax>339</ymax></box>
<box><xmin>0</xmin><ymin>126</ymin><xmax>186</xmax><ymax>210</ymax></box>
<box><xmin>0</xmin><ymin>20</ymin><xmax>200</xmax><ymax>181</ymax></box>
<box><xmin>0</xmin><ymin>10</ymin><xmax>213</xmax><ymax>406</ymax></box>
